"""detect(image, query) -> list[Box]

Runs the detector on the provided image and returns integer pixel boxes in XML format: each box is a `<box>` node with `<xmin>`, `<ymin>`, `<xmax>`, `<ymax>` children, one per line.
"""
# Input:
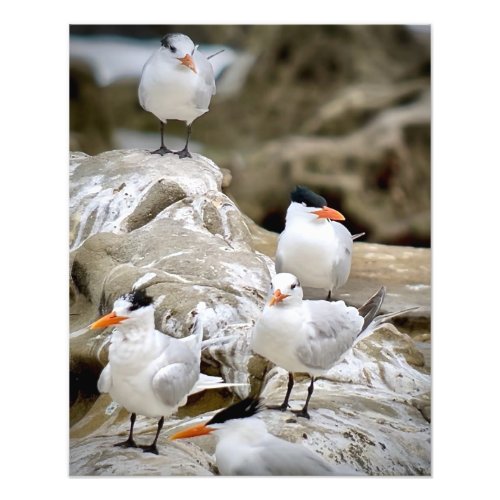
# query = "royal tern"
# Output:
<box><xmin>170</xmin><ymin>397</ymin><xmax>358</xmax><ymax>475</ymax></box>
<box><xmin>138</xmin><ymin>33</ymin><xmax>216</xmax><ymax>158</ymax></box>
<box><xmin>276</xmin><ymin>186</ymin><xmax>363</xmax><ymax>300</ymax></box>
<box><xmin>90</xmin><ymin>289</ymin><xmax>236</xmax><ymax>454</ymax></box>
<box><xmin>251</xmin><ymin>273</ymin><xmax>387</xmax><ymax>419</ymax></box>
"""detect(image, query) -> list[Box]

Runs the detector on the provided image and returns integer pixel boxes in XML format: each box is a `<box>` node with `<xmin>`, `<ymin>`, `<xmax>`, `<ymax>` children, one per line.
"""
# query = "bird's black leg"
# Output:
<box><xmin>267</xmin><ymin>373</ymin><xmax>294</xmax><ymax>411</ymax></box>
<box><xmin>292</xmin><ymin>376</ymin><xmax>315</xmax><ymax>419</ymax></box>
<box><xmin>175</xmin><ymin>124</ymin><xmax>192</xmax><ymax>159</ymax></box>
<box><xmin>151</xmin><ymin>121</ymin><xmax>172</xmax><ymax>155</ymax></box>
<box><xmin>327</xmin><ymin>291</ymin><xmax>332</xmax><ymax>301</ymax></box>
<box><xmin>139</xmin><ymin>416</ymin><xmax>164</xmax><ymax>455</ymax></box>
<box><xmin>114</xmin><ymin>412</ymin><xmax>138</xmax><ymax>448</ymax></box>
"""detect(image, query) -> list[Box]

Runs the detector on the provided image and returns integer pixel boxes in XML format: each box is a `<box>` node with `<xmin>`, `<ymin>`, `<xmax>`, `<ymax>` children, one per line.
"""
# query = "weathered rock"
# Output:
<box><xmin>70</xmin><ymin>151</ymin><xmax>273</xmax><ymax>412</ymax></box>
<box><xmin>69</xmin><ymin>149</ymin><xmax>430</xmax><ymax>476</ymax></box>
<box><xmin>70</xmin><ymin>324</ymin><xmax>430</xmax><ymax>476</ymax></box>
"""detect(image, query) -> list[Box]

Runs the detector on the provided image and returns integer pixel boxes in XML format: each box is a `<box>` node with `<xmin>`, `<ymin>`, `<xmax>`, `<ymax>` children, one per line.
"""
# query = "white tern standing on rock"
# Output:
<box><xmin>251</xmin><ymin>273</ymin><xmax>391</xmax><ymax>419</ymax></box>
<box><xmin>138</xmin><ymin>33</ymin><xmax>216</xmax><ymax>158</ymax></box>
<box><xmin>276</xmin><ymin>186</ymin><xmax>364</xmax><ymax>300</ymax></box>
<box><xmin>90</xmin><ymin>289</ymin><xmax>241</xmax><ymax>454</ymax></box>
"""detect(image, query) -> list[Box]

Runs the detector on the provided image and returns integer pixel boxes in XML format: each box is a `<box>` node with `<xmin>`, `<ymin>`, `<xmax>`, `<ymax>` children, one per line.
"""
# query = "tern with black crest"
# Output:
<box><xmin>276</xmin><ymin>186</ymin><xmax>363</xmax><ymax>300</ymax></box>
<box><xmin>138</xmin><ymin>33</ymin><xmax>216</xmax><ymax>158</ymax></box>
<box><xmin>170</xmin><ymin>397</ymin><xmax>359</xmax><ymax>475</ymax></box>
<box><xmin>90</xmin><ymin>289</ymin><xmax>239</xmax><ymax>454</ymax></box>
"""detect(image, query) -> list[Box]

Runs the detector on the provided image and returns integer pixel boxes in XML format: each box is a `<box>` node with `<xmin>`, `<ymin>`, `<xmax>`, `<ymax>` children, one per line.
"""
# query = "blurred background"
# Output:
<box><xmin>70</xmin><ymin>25</ymin><xmax>430</xmax><ymax>247</ymax></box>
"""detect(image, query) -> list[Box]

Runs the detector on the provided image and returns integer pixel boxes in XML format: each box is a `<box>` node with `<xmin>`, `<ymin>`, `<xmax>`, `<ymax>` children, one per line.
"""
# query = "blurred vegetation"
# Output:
<box><xmin>70</xmin><ymin>25</ymin><xmax>430</xmax><ymax>246</ymax></box>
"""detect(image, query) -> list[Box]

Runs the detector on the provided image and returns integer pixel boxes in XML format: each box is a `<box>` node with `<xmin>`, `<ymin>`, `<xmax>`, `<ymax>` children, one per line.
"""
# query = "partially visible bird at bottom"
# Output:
<box><xmin>90</xmin><ymin>289</ymin><xmax>242</xmax><ymax>454</ymax></box>
<box><xmin>169</xmin><ymin>397</ymin><xmax>361</xmax><ymax>475</ymax></box>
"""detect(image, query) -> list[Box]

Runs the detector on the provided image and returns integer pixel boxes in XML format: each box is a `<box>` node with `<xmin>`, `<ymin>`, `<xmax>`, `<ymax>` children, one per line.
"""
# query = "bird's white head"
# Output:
<box><xmin>160</xmin><ymin>33</ymin><xmax>198</xmax><ymax>73</ymax></box>
<box><xmin>288</xmin><ymin>185</ymin><xmax>345</xmax><ymax>222</ymax></box>
<box><xmin>169</xmin><ymin>398</ymin><xmax>265</xmax><ymax>442</ymax></box>
<box><xmin>268</xmin><ymin>272</ymin><xmax>304</xmax><ymax>306</ymax></box>
<box><xmin>90</xmin><ymin>289</ymin><xmax>155</xmax><ymax>335</ymax></box>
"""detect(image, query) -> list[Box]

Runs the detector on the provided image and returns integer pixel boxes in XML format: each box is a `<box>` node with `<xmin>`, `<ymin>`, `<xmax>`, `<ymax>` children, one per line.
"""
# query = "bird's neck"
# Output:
<box><xmin>286</xmin><ymin>203</ymin><xmax>324</xmax><ymax>226</ymax></box>
<box><xmin>116</xmin><ymin>318</ymin><xmax>155</xmax><ymax>341</ymax></box>
<box><xmin>216</xmin><ymin>418</ymin><xmax>268</xmax><ymax>445</ymax></box>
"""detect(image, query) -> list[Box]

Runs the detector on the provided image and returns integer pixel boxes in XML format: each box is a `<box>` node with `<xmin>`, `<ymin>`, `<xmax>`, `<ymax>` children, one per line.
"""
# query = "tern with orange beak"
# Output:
<box><xmin>276</xmin><ymin>186</ymin><xmax>363</xmax><ymax>300</ymax></box>
<box><xmin>138</xmin><ymin>33</ymin><xmax>216</xmax><ymax>158</ymax></box>
<box><xmin>90</xmin><ymin>289</ymin><xmax>240</xmax><ymax>455</ymax></box>
<box><xmin>251</xmin><ymin>273</ymin><xmax>388</xmax><ymax>419</ymax></box>
<box><xmin>170</xmin><ymin>397</ymin><xmax>359</xmax><ymax>475</ymax></box>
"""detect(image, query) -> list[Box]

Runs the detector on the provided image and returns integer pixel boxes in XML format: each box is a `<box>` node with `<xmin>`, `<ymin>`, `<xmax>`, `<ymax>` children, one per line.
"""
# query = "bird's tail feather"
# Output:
<box><xmin>358</xmin><ymin>286</ymin><xmax>386</xmax><ymax>334</ymax></box>
<box><xmin>189</xmin><ymin>373</ymin><xmax>248</xmax><ymax>396</ymax></box>
<box><xmin>367</xmin><ymin>307</ymin><xmax>420</xmax><ymax>332</ymax></box>
<box><xmin>351</xmin><ymin>232</ymin><xmax>366</xmax><ymax>241</ymax></box>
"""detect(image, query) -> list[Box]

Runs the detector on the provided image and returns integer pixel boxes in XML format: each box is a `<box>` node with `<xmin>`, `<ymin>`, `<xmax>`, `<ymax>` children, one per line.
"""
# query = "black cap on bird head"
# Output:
<box><xmin>160</xmin><ymin>33</ymin><xmax>183</xmax><ymax>48</ymax></box>
<box><xmin>206</xmin><ymin>397</ymin><xmax>262</xmax><ymax>425</ymax></box>
<box><xmin>290</xmin><ymin>186</ymin><xmax>327</xmax><ymax>208</ymax></box>
<box><xmin>122</xmin><ymin>289</ymin><xmax>154</xmax><ymax>311</ymax></box>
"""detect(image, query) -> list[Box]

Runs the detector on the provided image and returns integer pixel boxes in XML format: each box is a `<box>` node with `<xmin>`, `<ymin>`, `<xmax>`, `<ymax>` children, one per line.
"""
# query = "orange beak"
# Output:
<box><xmin>177</xmin><ymin>53</ymin><xmax>197</xmax><ymax>73</ymax></box>
<box><xmin>90</xmin><ymin>311</ymin><xmax>128</xmax><ymax>329</ymax></box>
<box><xmin>269</xmin><ymin>289</ymin><xmax>290</xmax><ymax>306</ymax></box>
<box><xmin>169</xmin><ymin>423</ymin><xmax>215</xmax><ymax>441</ymax></box>
<box><xmin>312</xmin><ymin>206</ymin><xmax>345</xmax><ymax>221</ymax></box>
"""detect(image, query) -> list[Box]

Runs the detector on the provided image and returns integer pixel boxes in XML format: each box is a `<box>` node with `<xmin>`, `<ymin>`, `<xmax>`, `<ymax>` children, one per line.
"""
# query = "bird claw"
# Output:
<box><xmin>113</xmin><ymin>438</ymin><xmax>138</xmax><ymax>448</ymax></box>
<box><xmin>174</xmin><ymin>148</ymin><xmax>192</xmax><ymax>159</ymax></box>
<box><xmin>266</xmin><ymin>404</ymin><xmax>290</xmax><ymax>412</ymax></box>
<box><xmin>139</xmin><ymin>444</ymin><xmax>160</xmax><ymax>455</ymax></box>
<box><xmin>291</xmin><ymin>409</ymin><xmax>311</xmax><ymax>419</ymax></box>
<box><xmin>150</xmin><ymin>146</ymin><xmax>173</xmax><ymax>156</ymax></box>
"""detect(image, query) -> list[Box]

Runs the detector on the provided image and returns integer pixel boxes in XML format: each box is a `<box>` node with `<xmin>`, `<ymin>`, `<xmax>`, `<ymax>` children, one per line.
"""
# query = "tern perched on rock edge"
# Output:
<box><xmin>251</xmin><ymin>273</ymin><xmax>402</xmax><ymax>419</ymax></box>
<box><xmin>90</xmin><ymin>289</ymin><xmax>239</xmax><ymax>454</ymax></box>
<box><xmin>170</xmin><ymin>397</ymin><xmax>360</xmax><ymax>475</ymax></box>
<box><xmin>138</xmin><ymin>33</ymin><xmax>216</xmax><ymax>158</ymax></box>
<box><xmin>276</xmin><ymin>186</ymin><xmax>364</xmax><ymax>300</ymax></box>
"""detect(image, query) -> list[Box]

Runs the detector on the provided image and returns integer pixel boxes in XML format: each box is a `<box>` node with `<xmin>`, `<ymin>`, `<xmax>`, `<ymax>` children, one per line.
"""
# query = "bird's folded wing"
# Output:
<box><xmin>97</xmin><ymin>364</ymin><xmax>112</xmax><ymax>393</ymax></box>
<box><xmin>295</xmin><ymin>301</ymin><xmax>362</xmax><ymax>370</ymax></box>
<box><xmin>152</xmin><ymin>362</ymin><xmax>199</xmax><ymax>408</ymax></box>
<box><xmin>250</xmin><ymin>441</ymin><xmax>335</xmax><ymax>476</ymax></box>
<box><xmin>330</xmin><ymin>221</ymin><xmax>354</xmax><ymax>289</ymax></box>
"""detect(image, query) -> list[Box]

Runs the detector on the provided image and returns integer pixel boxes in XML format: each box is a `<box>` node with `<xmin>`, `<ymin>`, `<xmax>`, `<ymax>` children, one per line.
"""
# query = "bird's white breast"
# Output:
<box><xmin>139</xmin><ymin>51</ymin><xmax>209</xmax><ymax>124</ymax></box>
<box><xmin>277</xmin><ymin>220</ymin><xmax>343</xmax><ymax>290</ymax></box>
<box><xmin>106</xmin><ymin>332</ymin><xmax>175</xmax><ymax>417</ymax></box>
<box><xmin>251</xmin><ymin>305</ymin><xmax>311</xmax><ymax>373</ymax></box>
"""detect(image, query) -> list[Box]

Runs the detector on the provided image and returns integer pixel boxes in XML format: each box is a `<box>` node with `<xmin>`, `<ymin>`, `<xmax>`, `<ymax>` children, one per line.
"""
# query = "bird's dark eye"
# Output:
<box><xmin>170</xmin><ymin>45</ymin><xmax>176</xmax><ymax>53</ymax></box>
<box><xmin>291</xmin><ymin>283</ymin><xmax>297</xmax><ymax>290</ymax></box>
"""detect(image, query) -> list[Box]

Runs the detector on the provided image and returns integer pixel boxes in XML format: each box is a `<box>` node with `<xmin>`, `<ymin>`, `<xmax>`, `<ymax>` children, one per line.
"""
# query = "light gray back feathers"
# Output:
<box><xmin>296</xmin><ymin>300</ymin><xmax>363</xmax><ymax>370</ymax></box>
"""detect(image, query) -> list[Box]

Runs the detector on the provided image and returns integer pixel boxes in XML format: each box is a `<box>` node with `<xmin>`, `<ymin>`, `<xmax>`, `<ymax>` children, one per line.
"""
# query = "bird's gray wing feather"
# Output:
<box><xmin>192</xmin><ymin>51</ymin><xmax>216</xmax><ymax>111</ymax></box>
<box><xmin>97</xmin><ymin>364</ymin><xmax>112</xmax><ymax>393</ymax></box>
<box><xmin>248</xmin><ymin>440</ymin><xmax>334</xmax><ymax>476</ymax></box>
<box><xmin>330</xmin><ymin>221</ymin><xmax>354</xmax><ymax>289</ymax></box>
<box><xmin>152</xmin><ymin>361</ymin><xmax>199</xmax><ymax>407</ymax></box>
<box><xmin>295</xmin><ymin>301</ymin><xmax>362</xmax><ymax>370</ymax></box>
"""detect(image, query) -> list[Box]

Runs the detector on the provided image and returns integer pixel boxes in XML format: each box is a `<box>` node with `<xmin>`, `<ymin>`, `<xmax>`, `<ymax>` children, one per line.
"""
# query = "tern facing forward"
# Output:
<box><xmin>276</xmin><ymin>186</ymin><xmax>362</xmax><ymax>300</ymax></box>
<box><xmin>170</xmin><ymin>398</ymin><xmax>358</xmax><ymax>475</ymax></box>
<box><xmin>138</xmin><ymin>33</ymin><xmax>216</xmax><ymax>158</ymax></box>
<box><xmin>90</xmin><ymin>289</ymin><xmax>233</xmax><ymax>454</ymax></box>
<box><xmin>251</xmin><ymin>273</ymin><xmax>386</xmax><ymax>419</ymax></box>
